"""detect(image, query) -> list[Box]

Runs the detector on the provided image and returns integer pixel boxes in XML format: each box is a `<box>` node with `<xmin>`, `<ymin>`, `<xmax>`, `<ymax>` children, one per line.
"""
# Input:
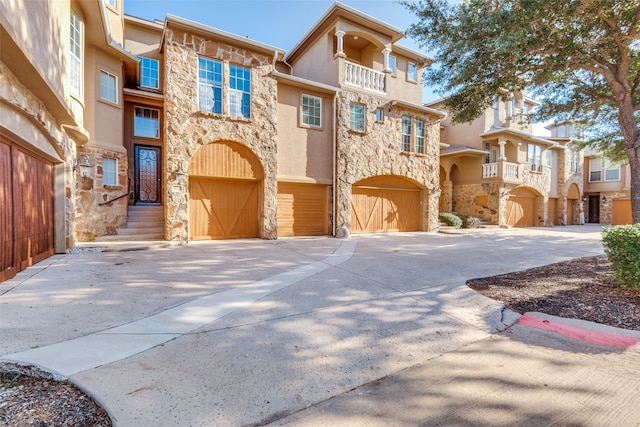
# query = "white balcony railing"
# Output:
<box><xmin>482</xmin><ymin>161</ymin><xmax>519</xmax><ymax>180</ymax></box>
<box><xmin>344</xmin><ymin>61</ymin><xmax>385</xmax><ymax>94</ymax></box>
<box><xmin>504</xmin><ymin>162</ymin><xmax>519</xmax><ymax>180</ymax></box>
<box><xmin>482</xmin><ymin>162</ymin><xmax>498</xmax><ymax>178</ymax></box>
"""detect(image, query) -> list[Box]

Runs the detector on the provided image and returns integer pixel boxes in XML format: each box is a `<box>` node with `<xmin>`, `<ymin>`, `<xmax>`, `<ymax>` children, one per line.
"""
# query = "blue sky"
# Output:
<box><xmin>123</xmin><ymin>0</ymin><xmax>441</xmax><ymax>102</ymax></box>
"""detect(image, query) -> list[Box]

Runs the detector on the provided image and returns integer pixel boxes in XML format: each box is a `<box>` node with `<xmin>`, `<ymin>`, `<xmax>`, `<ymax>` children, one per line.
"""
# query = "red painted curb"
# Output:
<box><xmin>516</xmin><ymin>315</ymin><xmax>640</xmax><ymax>349</ymax></box>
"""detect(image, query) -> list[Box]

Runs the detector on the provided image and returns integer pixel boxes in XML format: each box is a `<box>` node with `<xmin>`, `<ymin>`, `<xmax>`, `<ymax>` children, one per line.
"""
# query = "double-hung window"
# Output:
<box><xmin>134</xmin><ymin>107</ymin><xmax>160</xmax><ymax>138</ymax></box>
<box><xmin>589</xmin><ymin>158</ymin><xmax>620</xmax><ymax>182</ymax></box>
<box><xmin>139</xmin><ymin>57</ymin><xmax>159</xmax><ymax>89</ymax></box>
<box><xmin>69</xmin><ymin>11</ymin><xmax>83</xmax><ymax>97</ymax></box>
<box><xmin>198</xmin><ymin>57</ymin><xmax>223</xmax><ymax>114</ymax></box>
<box><xmin>389</xmin><ymin>55</ymin><xmax>397</xmax><ymax>76</ymax></box>
<box><xmin>301</xmin><ymin>94</ymin><xmax>321</xmax><ymax>128</ymax></box>
<box><xmin>484</xmin><ymin>142</ymin><xmax>498</xmax><ymax>164</ymax></box>
<box><xmin>570</xmin><ymin>149</ymin><xmax>580</xmax><ymax>174</ymax></box>
<box><xmin>407</xmin><ymin>62</ymin><xmax>417</xmax><ymax>82</ymax></box>
<box><xmin>528</xmin><ymin>144</ymin><xmax>543</xmax><ymax>171</ymax></box>
<box><xmin>414</xmin><ymin>118</ymin><xmax>425</xmax><ymax>154</ymax></box>
<box><xmin>102</xmin><ymin>157</ymin><xmax>118</xmax><ymax>186</ymax></box>
<box><xmin>99</xmin><ymin>70</ymin><xmax>117</xmax><ymax>104</ymax></box>
<box><xmin>349</xmin><ymin>103</ymin><xmax>365</xmax><ymax>132</ymax></box>
<box><xmin>401</xmin><ymin>116</ymin><xmax>412</xmax><ymax>151</ymax></box>
<box><xmin>229</xmin><ymin>64</ymin><xmax>251</xmax><ymax>118</ymax></box>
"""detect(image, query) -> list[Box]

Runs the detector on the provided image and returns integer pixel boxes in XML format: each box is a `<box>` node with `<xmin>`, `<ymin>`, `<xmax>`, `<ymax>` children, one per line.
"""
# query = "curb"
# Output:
<box><xmin>517</xmin><ymin>312</ymin><xmax>640</xmax><ymax>348</ymax></box>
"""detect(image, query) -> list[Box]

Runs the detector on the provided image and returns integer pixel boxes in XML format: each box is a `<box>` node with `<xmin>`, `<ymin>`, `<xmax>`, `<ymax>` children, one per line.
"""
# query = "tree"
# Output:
<box><xmin>403</xmin><ymin>0</ymin><xmax>640</xmax><ymax>223</ymax></box>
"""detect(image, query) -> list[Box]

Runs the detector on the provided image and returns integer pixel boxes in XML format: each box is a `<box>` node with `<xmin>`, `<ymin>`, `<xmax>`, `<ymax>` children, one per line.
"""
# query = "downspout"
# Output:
<box><xmin>333</xmin><ymin>92</ymin><xmax>338</xmax><ymax>236</ymax></box>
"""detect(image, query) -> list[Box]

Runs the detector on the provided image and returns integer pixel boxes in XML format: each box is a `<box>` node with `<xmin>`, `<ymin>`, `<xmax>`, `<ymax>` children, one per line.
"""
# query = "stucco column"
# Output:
<box><xmin>382</xmin><ymin>47</ymin><xmax>392</xmax><ymax>73</ymax></box>
<box><xmin>498</xmin><ymin>138</ymin><xmax>506</xmax><ymax>160</ymax></box>
<box><xmin>335</xmin><ymin>30</ymin><xmax>346</xmax><ymax>58</ymax></box>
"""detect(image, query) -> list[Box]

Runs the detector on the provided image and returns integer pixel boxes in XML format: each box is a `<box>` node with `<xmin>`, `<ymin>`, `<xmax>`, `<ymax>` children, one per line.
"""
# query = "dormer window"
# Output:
<box><xmin>558</xmin><ymin>126</ymin><xmax>566</xmax><ymax>137</ymax></box>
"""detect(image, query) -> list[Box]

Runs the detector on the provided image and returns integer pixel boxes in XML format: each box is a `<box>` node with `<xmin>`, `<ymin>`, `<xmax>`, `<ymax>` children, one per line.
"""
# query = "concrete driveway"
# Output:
<box><xmin>2</xmin><ymin>225</ymin><xmax>639</xmax><ymax>426</ymax></box>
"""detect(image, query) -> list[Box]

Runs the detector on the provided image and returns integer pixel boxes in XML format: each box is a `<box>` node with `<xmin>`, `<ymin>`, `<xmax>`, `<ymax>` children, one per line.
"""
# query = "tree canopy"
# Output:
<box><xmin>402</xmin><ymin>0</ymin><xmax>640</xmax><ymax>222</ymax></box>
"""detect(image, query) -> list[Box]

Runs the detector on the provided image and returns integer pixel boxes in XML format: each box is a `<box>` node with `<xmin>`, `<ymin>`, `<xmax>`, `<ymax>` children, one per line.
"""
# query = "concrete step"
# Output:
<box><xmin>117</xmin><ymin>226</ymin><xmax>164</xmax><ymax>236</ymax></box>
<box><xmin>95</xmin><ymin>232</ymin><xmax>163</xmax><ymax>242</ymax></box>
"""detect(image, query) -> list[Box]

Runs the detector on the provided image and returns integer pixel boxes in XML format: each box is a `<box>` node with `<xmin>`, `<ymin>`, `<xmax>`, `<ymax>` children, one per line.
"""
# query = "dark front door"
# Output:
<box><xmin>135</xmin><ymin>145</ymin><xmax>161</xmax><ymax>204</ymax></box>
<box><xmin>588</xmin><ymin>195</ymin><xmax>600</xmax><ymax>223</ymax></box>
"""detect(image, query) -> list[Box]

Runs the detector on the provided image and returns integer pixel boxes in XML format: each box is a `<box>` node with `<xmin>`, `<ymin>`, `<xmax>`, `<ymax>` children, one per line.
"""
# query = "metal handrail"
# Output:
<box><xmin>99</xmin><ymin>191</ymin><xmax>132</xmax><ymax>206</ymax></box>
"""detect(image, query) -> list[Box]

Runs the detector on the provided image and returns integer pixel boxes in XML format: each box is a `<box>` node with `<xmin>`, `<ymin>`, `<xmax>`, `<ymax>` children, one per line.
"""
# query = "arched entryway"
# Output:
<box><xmin>351</xmin><ymin>175</ymin><xmax>422</xmax><ymax>233</ymax></box>
<box><xmin>566</xmin><ymin>184</ymin><xmax>580</xmax><ymax>225</ymax></box>
<box><xmin>506</xmin><ymin>187</ymin><xmax>539</xmax><ymax>227</ymax></box>
<box><xmin>188</xmin><ymin>141</ymin><xmax>263</xmax><ymax>240</ymax></box>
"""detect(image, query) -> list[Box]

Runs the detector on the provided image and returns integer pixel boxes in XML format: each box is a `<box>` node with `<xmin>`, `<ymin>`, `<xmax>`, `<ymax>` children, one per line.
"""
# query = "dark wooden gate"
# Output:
<box><xmin>1</xmin><ymin>138</ymin><xmax>54</xmax><ymax>282</ymax></box>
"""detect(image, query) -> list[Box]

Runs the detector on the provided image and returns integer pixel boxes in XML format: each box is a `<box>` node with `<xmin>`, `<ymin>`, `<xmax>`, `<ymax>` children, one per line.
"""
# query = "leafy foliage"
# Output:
<box><xmin>602</xmin><ymin>224</ymin><xmax>640</xmax><ymax>289</ymax></box>
<box><xmin>403</xmin><ymin>0</ymin><xmax>640</xmax><ymax>222</ymax></box>
<box><xmin>457</xmin><ymin>214</ymin><xmax>481</xmax><ymax>229</ymax></box>
<box><xmin>439</xmin><ymin>212</ymin><xmax>462</xmax><ymax>228</ymax></box>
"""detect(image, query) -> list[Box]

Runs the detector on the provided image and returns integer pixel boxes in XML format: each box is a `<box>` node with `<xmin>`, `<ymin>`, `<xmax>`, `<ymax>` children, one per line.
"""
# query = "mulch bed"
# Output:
<box><xmin>467</xmin><ymin>255</ymin><xmax>640</xmax><ymax>331</ymax></box>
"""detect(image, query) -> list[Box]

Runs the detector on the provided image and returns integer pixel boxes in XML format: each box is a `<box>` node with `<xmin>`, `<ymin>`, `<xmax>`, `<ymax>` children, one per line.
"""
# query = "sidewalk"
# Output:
<box><xmin>3</xmin><ymin>226</ymin><xmax>637</xmax><ymax>426</ymax></box>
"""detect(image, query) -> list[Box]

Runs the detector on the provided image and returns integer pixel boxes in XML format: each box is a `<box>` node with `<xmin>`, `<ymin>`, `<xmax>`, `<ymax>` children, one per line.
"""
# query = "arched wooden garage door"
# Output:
<box><xmin>189</xmin><ymin>142</ymin><xmax>262</xmax><ymax>240</ymax></box>
<box><xmin>613</xmin><ymin>199</ymin><xmax>632</xmax><ymax>225</ymax></box>
<box><xmin>1</xmin><ymin>139</ymin><xmax>54</xmax><ymax>281</ymax></box>
<box><xmin>351</xmin><ymin>176</ymin><xmax>421</xmax><ymax>234</ymax></box>
<box><xmin>277</xmin><ymin>183</ymin><xmax>328</xmax><ymax>237</ymax></box>
<box><xmin>506</xmin><ymin>187</ymin><xmax>536</xmax><ymax>227</ymax></box>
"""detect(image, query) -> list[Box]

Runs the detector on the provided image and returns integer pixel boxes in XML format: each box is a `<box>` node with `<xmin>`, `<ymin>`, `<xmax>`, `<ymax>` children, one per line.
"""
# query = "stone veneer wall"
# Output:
<box><xmin>0</xmin><ymin>62</ymin><xmax>77</xmax><ymax>249</ymax></box>
<box><xmin>334</xmin><ymin>90</ymin><xmax>441</xmax><ymax>232</ymax></box>
<box><xmin>74</xmin><ymin>147</ymin><xmax>128</xmax><ymax>241</ymax></box>
<box><xmin>163</xmin><ymin>28</ymin><xmax>279</xmax><ymax>241</ymax></box>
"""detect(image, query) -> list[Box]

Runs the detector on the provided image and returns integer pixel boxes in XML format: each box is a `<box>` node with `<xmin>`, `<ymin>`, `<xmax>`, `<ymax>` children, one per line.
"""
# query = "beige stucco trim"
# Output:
<box><xmin>277</xmin><ymin>175</ymin><xmax>333</xmax><ymax>185</ymax></box>
<box><xmin>390</xmin><ymin>100</ymin><xmax>448</xmax><ymax>120</ymax></box>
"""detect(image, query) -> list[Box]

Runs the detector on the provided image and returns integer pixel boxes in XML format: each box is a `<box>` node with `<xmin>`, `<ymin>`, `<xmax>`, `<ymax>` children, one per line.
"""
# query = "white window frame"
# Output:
<box><xmin>407</xmin><ymin>62</ymin><xmax>417</xmax><ymax>82</ymax></box>
<box><xmin>99</xmin><ymin>70</ymin><xmax>118</xmax><ymax>104</ymax></box>
<box><xmin>485</xmin><ymin>142</ymin><xmax>498</xmax><ymax>164</ymax></box>
<box><xmin>349</xmin><ymin>103</ymin><xmax>365</xmax><ymax>132</ymax></box>
<box><xmin>139</xmin><ymin>56</ymin><xmax>160</xmax><ymax>89</ymax></box>
<box><xmin>558</xmin><ymin>125</ymin><xmax>566</xmax><ymax>137</ymax></box>
<box><xmin>401</xmin><ymin>115</ymin><xmax>412</xmax><ymax>151</ymax></box>
<box><xmin>570</xmin><ymin>149</ymin><xmax>580</xmax><ymax>174</ymax></box>
<box><xmin>69</xmin><ymin>11</ymin><xmax>83</xmax><ymax>98</ymax></box>
<box><xmin>528</xmin><ymin>143</ymin><xmax>543</xmax><ymax>171</ymax></box>
<box><xmin>102</xmin><ymin>157</ymin><xmax>118</xmax><ymax>186</ymax></box>
<box><xmin>589</xmin><ymin>158</ymin><xmax>620</xmax><ymax>182</ymax></box>
<box><xmin>389</xmin><ymin>55</ymin><xmax>397</xmax><ymax>76</ymax></box>
<box><xmin>301</xmin><ymin>94</ymin><xmax>322</xmax><ymax>128</ymax></box>
<box><xmin>105</xmin><ymin>0</ymin><xmax>116</xmax><ymax>9</ymax></box>
<box><xmin>229</xmin><ymin>63</ymin><xmax>251</xmax><ymax>118</ymax></box>
<box><xmin>134</xmin><ymin>106</ymin><xmax>160</xmax><ymax>139</ymax></box>
<box><xmin>415</xmin><ymin>118</ymin><xmax>425</xmax><ymax>154</ymax></box>
<box><xmin>198</xmin><ymin>56</ymin><xmax>223</xmax><ymax>114</ymax></box>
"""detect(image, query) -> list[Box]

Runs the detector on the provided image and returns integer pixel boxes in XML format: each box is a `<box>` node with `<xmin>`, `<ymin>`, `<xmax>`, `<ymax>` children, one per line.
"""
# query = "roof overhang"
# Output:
<box><xmin>161</xmin><ymin>14</ymin><xmax>285</xmax><ymax>58</ymax></box>
<box><xmin>440</xmin><ymin>145</ymin><xmax>487</xmax><ymax>158</ymax></box>
<box><xmin>481</xmin><ymin>127</ymin><xmax>558</xmax><ymax>147</ymax></box>
<box><xmin>273</xmin><ymin>72</ymin><xmax>341</xmax><ymax>95</ymax></box>
<box><xmin>391</xmin><ymin>100</ymin><xmax>448</xmax><ymax>120</ymax></box>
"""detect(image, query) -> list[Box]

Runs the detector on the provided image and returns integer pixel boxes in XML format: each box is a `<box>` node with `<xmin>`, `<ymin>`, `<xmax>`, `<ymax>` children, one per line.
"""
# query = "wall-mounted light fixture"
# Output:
<box><xmin>73</xmin><ymin>154</ymin><xmax>92</xmax><ymax>181</ymax></box>
<box><xmin>602</xmin><ymin>195</ymin><xmax>607</xmax><ymax>203</ymax></box>
<box><xmin>175</xmin><ymin>163</ymin><xmax>186</xmax><ymax>185</ymax></box>
<box><xmin>582</xmin><ymin>196</ymin><xmax>587</xmax><ymax>203</ymax></box>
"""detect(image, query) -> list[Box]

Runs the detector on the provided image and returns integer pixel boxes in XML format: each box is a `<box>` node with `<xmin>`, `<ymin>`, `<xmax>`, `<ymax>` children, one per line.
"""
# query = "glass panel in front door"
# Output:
<box><xmin>136</xmin><ymin>146</ymin><xmax>160</xmax><ymax>204</ymax></box>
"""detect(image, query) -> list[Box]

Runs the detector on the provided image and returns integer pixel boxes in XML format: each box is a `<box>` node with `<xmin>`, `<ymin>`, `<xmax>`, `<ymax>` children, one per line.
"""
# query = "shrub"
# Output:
<box><xmin>439</xmin><ymin>212</ymin><xmax>462</xmax><ymax>228</ymax></box>
<box><xmin>601</xmin><ymin>224</ymin><xmax>640</xmax><ymax>289</ymax></box>
<box><xmin>457</xmin><ymin>214</ymin><xmax>481</xmax><ymax>229</ymax></box>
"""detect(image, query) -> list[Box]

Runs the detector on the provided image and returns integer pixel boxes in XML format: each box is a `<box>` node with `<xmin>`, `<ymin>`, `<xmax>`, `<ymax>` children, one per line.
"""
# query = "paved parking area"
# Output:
<box><xmin>2</xmin><ymin>225</ymin><xmax>638</xmax><ymax>426</ymax></box>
